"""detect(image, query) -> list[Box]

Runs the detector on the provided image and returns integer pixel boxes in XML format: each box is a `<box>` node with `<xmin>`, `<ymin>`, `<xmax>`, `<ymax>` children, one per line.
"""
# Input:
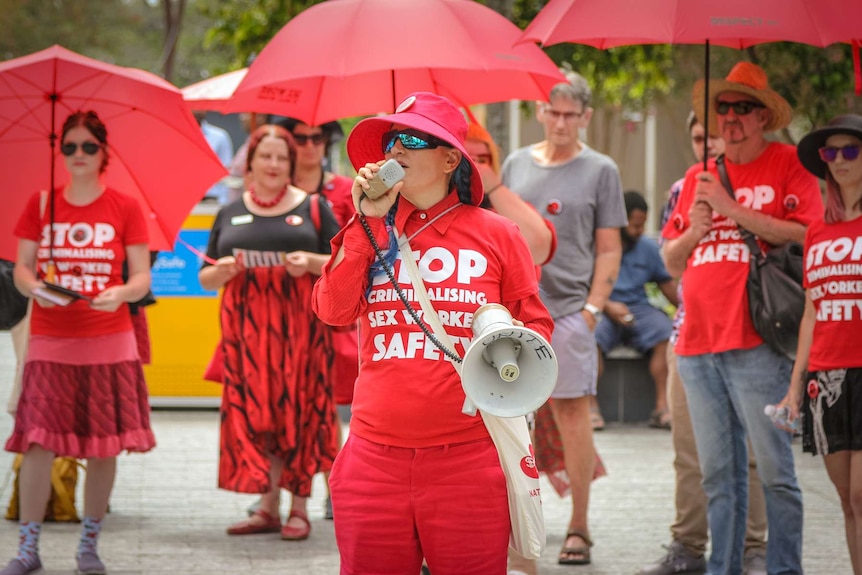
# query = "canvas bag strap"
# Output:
<box><xmin>396</xmin><ymin>231</ymin><xmax>462</xmax><ymax>374</ymax></box>
<box><xmin>715</xmin><ymin>155</ymin><xmax>763</xmax><ymax>260</ymax></box>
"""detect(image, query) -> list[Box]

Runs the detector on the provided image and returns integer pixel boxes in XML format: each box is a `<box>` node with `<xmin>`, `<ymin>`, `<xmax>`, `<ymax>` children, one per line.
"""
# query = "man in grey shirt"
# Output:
<box><xmin>502</xmin><ymin>71</ymin><xmax>626</xmax><ymax>566</ymax></box>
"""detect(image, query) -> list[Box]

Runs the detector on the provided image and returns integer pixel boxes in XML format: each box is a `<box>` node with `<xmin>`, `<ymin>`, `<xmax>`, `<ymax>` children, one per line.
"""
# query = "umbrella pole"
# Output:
<box><xmin>703</xmin><ymin>40</ymin><xmax>710</xmax><ymax>172</ymax></box>
<box><xmin>47</xmin><ymin>92</ymin><xmax>58</xmax><ymax>282</ymax></box>
<box><xmin>391</xmin><ymin>70</ymin><xmax>396</xmax><ymax>111</ymax></box>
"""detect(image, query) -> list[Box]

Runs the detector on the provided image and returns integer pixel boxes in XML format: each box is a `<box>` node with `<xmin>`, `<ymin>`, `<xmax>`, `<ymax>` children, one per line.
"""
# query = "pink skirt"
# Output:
<box><xmin>5</xmin><ymin>330</ymin><xmax>156</xmax><ymax>459</ymax></box>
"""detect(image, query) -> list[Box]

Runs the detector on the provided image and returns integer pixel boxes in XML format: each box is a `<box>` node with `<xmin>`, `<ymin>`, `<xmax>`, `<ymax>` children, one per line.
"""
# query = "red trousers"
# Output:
<box><xmin>330</xmin><ymin>434</ymin><xmax>510</xmax><ymax>575</ymax></box>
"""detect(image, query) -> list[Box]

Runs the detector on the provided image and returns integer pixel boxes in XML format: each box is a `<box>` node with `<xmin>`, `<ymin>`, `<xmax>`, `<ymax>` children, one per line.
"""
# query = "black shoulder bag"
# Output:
<box><xmin>716</xmin><ymin>155</ymin><xmax>805</xmax><ymax>360</ymax></box>
<box><xmin>0</xmin><ymin>259</ymin><xmax>27</xmax><ymax>330</ymax></box>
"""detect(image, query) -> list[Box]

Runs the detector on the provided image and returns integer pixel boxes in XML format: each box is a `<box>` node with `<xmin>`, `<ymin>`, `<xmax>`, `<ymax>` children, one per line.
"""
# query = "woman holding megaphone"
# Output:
<box><xmin>312</xmin><ymin>92</ymin><xmax>553</xmax><ymax>574</ymax></box>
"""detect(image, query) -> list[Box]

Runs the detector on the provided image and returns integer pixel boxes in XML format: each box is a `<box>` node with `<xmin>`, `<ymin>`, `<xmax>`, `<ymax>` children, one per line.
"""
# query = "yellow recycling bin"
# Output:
<box><xmin>144</xmin><ymin>203</ymin><xmax>222</xmax><ymax>407</ymax></box>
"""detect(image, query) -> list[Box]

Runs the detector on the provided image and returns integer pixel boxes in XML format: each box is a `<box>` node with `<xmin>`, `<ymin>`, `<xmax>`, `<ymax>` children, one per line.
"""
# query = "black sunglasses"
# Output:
<box><xmin>61</xmin><ymin>141</ymin><xmax>101</xmax><ymax>156</ymax></box>
<box><xmin>293</xmin><ymin>133</ymin><xmax>326</xmax><ymax>146</ymax></box>
<box><xmin>715</xmin><ymin>100</ymin><xmax>766</xmax><ymax>116</ymax></box>
<box><xmin>819</xmin><ymin>144</ymin><xmax>862</xmax><ymax>163</ymax></box>
<box><xmin>382</xmin><ymin>129</ymin><xmax>448</xmax><ymax>154</ymax></box>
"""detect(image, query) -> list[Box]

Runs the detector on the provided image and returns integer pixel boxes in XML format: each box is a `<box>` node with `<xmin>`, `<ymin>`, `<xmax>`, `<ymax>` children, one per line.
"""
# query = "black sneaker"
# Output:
<box><xmin>324</xmin><ymin>496</ymin><xmax>334</xmax><ymax>520</ymax></box>
<box><xmin>635</xmin><ymin>540</ymin><xmax>706</xmax><ymax>575</ymax></box>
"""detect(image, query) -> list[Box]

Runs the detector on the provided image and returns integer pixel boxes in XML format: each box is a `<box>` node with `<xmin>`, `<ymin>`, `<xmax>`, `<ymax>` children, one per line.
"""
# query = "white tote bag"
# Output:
<box><xmin>399</xmin><ymin>234</ymin><xmax>546</xmax><ymax>559</ymax></box>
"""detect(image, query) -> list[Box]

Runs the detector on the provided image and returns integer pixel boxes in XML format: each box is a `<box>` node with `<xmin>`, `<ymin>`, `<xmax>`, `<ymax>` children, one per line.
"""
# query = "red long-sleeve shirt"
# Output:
<box><xmin>313</xmin><ymin>193</ymin><xmax>553</xmax><ymax>448</ymax></box>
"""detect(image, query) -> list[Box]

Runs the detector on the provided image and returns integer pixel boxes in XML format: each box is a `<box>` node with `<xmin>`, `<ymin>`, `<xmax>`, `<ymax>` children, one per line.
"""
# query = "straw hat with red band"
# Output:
<box><xmin>346</xmin><ymin>92</ymin><xmax>484</xmax><ymax>206</ymax></box>
<box><xmin>692</xmin><ymin>61</ymin><xmax>793</xmax><ymax>136</ymax></box>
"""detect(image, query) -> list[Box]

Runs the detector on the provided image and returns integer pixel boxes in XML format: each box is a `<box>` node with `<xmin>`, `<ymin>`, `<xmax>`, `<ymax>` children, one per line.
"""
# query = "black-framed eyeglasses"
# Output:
<box><xmin>61</xmin><ymin>141</ymin><xmax>101</xmax><ymax>156</ymax></box>
<box><xmin>715</xmin><ymin>100</ymin><xmax>765</xmax><ymax>116</ymax></box>
<box><xmin>819</xmin><ymin>144</ymin><xmax>862</xmax><ymax>163</ymax></box>
<box><xmin>382</xmin><ymin>129</ymin><xmax>448</xmax><ymax>154</ymax></box>
<box><xmin>293</xmin><ymin>133</ymin><xmax>326</xmax><ymax>146</ymax></box>
<box><xmin>543</xmin><ymin>107</ymin><xmax>584</xmax><ymax>122</ymax></box>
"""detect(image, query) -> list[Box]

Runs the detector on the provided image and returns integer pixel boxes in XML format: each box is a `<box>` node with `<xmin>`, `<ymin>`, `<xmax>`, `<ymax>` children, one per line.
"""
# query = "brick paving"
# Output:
<box><xmin>0</xmin><ymin>332</ymin><xmax>850</xmax><ymax>574</ymax></box>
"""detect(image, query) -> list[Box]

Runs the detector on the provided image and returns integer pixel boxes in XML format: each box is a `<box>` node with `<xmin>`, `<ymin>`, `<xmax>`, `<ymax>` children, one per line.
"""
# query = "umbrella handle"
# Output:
<box><xmin>702</xmin><ymin>40</ymin><xmax>710</xmax><ymax>172</ymax></box>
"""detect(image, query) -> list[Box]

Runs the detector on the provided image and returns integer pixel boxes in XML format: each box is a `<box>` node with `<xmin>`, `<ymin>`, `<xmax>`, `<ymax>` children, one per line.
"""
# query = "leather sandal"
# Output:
<box><xmin>559</xmin><ymin>529</ymin><xmax>593</xmax><ymax>565</ymax></box>
<box><xmin>226</xmin><ymin>509</ymin><xmax>281</xmax><ymax>535</ymax></box>
<box><xmin>281</xmin><ymin>509</ymin><xmax>311</xmax><ymax>541</ymax></box>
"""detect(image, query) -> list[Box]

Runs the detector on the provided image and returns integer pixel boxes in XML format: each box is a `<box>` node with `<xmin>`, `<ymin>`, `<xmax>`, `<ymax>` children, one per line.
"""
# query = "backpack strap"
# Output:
<box><xmin>309</xmin><ymin>192</ymin><xmax>323</xmax><ymax>253</ymax></box>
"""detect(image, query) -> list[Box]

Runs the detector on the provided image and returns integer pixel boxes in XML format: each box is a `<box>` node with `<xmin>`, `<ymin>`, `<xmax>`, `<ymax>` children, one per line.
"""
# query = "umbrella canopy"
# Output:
<box><xmin>182</xmin><ymin>68</ymin><xmax>248</xmax><ymax>111</ymax></box>
<box><xmin>520</xmin><ymin>0</ymin><xmax>862</xmax><ymax>49</ymax></box>
<box><xmin>223</xmin><ymin>0</ymin><xmax>566</xmax><ymax>124</ymax></box>
<box><xmin>520</xmin><ymin>0</ymin><xmax>862</xmax><ymax>165</ymax></box>
<box><xmin>0</xmin><ymin>45</ymin><xmax>227</xmax><ymax>259</ymax></box>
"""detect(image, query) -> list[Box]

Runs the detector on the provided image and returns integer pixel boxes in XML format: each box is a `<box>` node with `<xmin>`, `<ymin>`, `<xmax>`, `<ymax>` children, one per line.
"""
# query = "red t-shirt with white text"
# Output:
<box><xmin>661</xmin><ymin>143</ymin><xmax>822</xmax><ymax>355</ymax></box>
<box><xmin>804</xmin><ymin>217</ymin><xmax>862</xmax><ymax>370</ymax></box>
<box><xmin>14</xmin><ymin>188</ymin><xmax>149</xmax><ymax>338</ymax></box>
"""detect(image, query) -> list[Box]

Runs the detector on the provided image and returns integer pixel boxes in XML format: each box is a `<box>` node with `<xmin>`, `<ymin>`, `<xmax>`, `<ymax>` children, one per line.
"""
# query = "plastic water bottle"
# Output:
<box><xmin>764</xmin><ymin>404</ymin><xmax>801</xmax><ymax>433</ymax></box>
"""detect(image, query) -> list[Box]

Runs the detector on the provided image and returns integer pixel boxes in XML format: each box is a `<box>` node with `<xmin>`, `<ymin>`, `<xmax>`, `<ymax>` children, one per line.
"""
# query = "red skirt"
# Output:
<box><xmin>218</xmin><ymin>267</ymin><xmax>338</xmax><ymax>497</ymax></box>
<box><xmin>5</xmin><ymin>330</ymin><xmax>156</xmax><ymax>458</ymax></box>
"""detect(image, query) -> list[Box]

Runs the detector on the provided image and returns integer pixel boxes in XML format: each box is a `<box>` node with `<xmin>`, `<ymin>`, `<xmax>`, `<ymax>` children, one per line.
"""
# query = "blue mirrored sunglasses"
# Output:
<box><xmin>382</xmin><ymin>129</ymin><xmax>448</xmax><ymax>154</ymax></box>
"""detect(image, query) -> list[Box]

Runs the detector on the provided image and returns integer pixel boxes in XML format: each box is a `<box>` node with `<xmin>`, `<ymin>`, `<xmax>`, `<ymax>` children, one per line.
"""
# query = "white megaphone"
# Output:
<box><xmin>460</xmin><ymin>304</ymin><xmax>558</xmax><ymax>417</ymax></box>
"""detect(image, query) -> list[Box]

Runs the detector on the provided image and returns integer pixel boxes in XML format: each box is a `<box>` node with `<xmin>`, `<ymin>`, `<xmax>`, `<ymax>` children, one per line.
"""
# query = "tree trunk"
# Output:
<box><xmin>160</xmin><ymin>0</ymin><xmax>187</xmax><ymax>81</ymax></box>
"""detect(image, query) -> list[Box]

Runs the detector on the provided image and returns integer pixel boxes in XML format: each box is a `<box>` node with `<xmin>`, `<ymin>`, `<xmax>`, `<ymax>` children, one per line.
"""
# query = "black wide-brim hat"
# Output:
<box><xmin>797</xmin><ymin>114</ymin><xmax>862</xmax><ymax>179</ymax></box>
<box><xmin>275</xmin><ymin>116</ymin><xmax>344</xmax><ymax>145</ymax></box>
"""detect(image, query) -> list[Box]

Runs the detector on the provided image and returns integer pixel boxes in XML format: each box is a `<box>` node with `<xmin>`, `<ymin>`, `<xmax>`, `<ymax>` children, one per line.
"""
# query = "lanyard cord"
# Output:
<box><xmin>358</xmin><ymin>204</ymin><xmax>464</xmax><ymax>364</ymax></box>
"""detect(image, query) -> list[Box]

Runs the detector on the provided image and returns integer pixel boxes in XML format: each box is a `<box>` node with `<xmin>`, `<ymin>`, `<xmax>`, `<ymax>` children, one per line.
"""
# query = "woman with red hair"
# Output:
<box><xmin>5</xmin><ymin>110</ymin><xmax>155</xmax><ymax>575</ymax></box>
<box><xmin>200</xmin><ymin>124</ymin><xmax>341</xmax><ymax>542</ymax></box>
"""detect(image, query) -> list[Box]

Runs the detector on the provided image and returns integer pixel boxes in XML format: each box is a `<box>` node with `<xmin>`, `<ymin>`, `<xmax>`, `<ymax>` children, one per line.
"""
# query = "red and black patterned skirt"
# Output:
<box><xmin>218</xmin><ymin>267</ymin><xmax>338</xmax><ymax>497</ymax></box>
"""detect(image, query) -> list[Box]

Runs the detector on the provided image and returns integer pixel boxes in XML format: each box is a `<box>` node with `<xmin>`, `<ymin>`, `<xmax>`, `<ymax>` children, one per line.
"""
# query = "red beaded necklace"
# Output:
<box><xmin>249</xmin><ymin>184</ymin><xmax>287</xmax><ymax>208</ymax></box>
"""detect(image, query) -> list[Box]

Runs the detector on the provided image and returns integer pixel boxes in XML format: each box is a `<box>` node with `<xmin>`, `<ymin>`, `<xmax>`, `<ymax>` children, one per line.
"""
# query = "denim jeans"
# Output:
<box><xmin>677</xmin><ymin>345</ymin><xmax>803</xmax><ymax>575</ymax></box>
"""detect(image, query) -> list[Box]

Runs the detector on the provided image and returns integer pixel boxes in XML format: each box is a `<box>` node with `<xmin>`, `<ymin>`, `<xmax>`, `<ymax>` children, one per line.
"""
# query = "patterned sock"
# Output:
<box><xmin>15</xmin><ymin>522</ymin><xmax>42</xmax><ymax>568</ymax></box>
<box><xmin>76</xmin><ymin>516</ymin><xmax>103</xmax><ymax>557</ymax></box>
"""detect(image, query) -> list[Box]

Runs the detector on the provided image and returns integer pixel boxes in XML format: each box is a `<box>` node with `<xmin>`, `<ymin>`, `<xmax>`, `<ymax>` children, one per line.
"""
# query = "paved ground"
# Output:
<box><xmin>0</xmin><ymin>332</ymin><xmax>850</xmax><ymax>574</ymax></box>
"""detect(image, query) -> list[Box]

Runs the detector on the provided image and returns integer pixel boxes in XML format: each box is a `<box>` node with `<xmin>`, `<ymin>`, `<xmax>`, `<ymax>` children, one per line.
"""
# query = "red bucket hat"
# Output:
<box><xmin>346</xmin><ymin>92</ymin><xmax>484</xmax><ymax>206</ymax></box>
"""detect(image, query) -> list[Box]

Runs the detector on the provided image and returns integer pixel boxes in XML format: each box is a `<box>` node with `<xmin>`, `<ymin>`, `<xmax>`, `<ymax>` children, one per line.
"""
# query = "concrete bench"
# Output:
<box><xmin>596</xmin><ymin>345</ymin><xmax>656</xmax><ymax>423</ymax></box>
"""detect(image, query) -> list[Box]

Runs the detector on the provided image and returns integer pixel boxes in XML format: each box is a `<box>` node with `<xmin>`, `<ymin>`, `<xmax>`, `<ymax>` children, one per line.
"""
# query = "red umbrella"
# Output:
<box><xmin>222</xmin><ymin>0</ymin><xmax>566</xmax><ymax>124</ymax></box>
<box><xmin>0</xmin><ymin>45</ymin><xmax>227</xmax><ymax>259</ymax></box>
<box><xmin>182</xmin><ymin>68</ymin><xmax>248</xmax><ymax>111</ymax></box>
<box><xmin>520</xmin><ymin>0</ymin><xmax>861</xmax><ymax>49</ymax></box>
<box><xmin>520</xmin><ymin>0</ymin><xmax>862</xmax><ymax>165</ymax></box>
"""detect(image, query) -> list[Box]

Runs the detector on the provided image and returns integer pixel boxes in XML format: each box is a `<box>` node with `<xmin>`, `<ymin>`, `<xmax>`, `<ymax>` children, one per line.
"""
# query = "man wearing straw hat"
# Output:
<box><xmin>661</xmin><ymin>62</ymin><xmax>823</xmax><ymax>575</ymax></box>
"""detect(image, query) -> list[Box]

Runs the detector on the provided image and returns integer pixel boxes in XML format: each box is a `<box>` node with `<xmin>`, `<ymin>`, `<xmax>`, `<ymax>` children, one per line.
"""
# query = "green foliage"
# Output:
<box><xmin>0</xmin><ymin>0</ymin><xmax>236</xmax><ymax>88</ymax></box>
<box><xmin>0</xmin><ymin>0</ymin><xmax>162</xmax><ymax>66</ymax></box>
<box><xmin>512</xmin><ymin>0</ymin><xmax>676</xmax><ymax>111</ymax></box>
<box><xmin>560</xmin><ymin>44</ymin><xmax>675</xmax><ymax>110</ymax></box>
<box><xmin>748</xmin><ymin>43</ymin><xmax>861</xmax><ymax>132</ymax></box>
<box><xmin>200</xmin><ymin>0</ymin><xmax>323</xmax><ymax>71</ymax></box>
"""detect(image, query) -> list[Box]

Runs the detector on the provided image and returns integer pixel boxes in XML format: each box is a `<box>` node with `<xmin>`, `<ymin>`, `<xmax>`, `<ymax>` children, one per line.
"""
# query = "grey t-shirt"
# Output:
<box><xmin>502</xmin><ymin>144</ymin><xmax>626</xmax><ymax>319</ymax></box>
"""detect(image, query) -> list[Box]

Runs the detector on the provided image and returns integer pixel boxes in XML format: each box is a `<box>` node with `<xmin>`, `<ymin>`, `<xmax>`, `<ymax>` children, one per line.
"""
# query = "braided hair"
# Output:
<box><xmin>451</xmin><ymin>157</ymin><xmax>473</xmax><ymax>205</ymax></box>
